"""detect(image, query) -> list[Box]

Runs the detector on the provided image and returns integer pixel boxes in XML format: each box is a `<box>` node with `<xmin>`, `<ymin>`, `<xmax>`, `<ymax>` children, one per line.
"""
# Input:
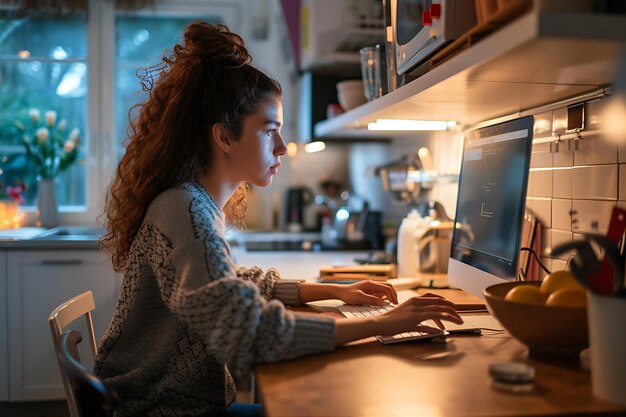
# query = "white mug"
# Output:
<box><xmin>587</xmin><ymin>292</ymin><xmax>626</xmax><ymax>406</ymax></box>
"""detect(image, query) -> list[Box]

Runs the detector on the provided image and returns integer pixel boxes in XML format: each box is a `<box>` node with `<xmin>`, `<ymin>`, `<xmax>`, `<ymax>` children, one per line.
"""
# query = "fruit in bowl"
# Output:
<box><xmin>484</xmin><ymin>272</ymin><xmax>588</xmax><ymax>359</ymax></box>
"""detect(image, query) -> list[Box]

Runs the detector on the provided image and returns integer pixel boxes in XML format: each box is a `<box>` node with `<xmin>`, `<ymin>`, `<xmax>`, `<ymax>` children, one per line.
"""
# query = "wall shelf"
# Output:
<box><xmin>315</xmin><ymin>9</ymin><xmax>626</xmax><ymax>138</ymax></box>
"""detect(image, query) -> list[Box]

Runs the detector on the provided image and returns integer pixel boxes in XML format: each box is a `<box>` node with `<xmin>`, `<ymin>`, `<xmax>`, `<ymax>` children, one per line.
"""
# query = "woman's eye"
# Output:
<box><xmin>266</xmin><ymin>129</ymin><xmax>276</xmax><ymax>137</ymax></box>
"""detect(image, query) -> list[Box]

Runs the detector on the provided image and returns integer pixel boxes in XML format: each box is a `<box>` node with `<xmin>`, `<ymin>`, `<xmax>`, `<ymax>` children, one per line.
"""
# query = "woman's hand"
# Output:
<box><xmin>336</xmin><ymin>280</ymin><xmax>398</xmax><ymax>306</ymax></box>
<box><xmin>376</xmin><ymin>295</ymin><xmax>463</xmax><ymax>336</ymax></box>
<box><xmin>334</xmin><ymin>294</ymin><xmax>463</xmax><ymax>346</ymax></box>
<box><xmin>298</xmin><ymin>281</ymin><xmax>397</xmax><ymax>305</ymax></box>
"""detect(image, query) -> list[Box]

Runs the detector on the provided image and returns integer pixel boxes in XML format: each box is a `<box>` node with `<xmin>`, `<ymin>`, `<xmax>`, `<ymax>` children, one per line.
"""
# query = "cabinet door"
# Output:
<box><xmin>0</xmin><ymin>251</ymin><xmax>8</xmax><ymax>401</ymax></box>
<box><xmin>6</xmin><ymin>250</ymin><xmax>121</xmax><ymax>401</ymax></box>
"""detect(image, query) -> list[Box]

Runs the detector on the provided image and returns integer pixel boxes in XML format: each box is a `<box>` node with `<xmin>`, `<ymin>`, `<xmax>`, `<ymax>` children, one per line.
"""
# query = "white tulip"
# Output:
<box><xmin>29</xmin><ymin>109</ymin><xmax>40</xmax><ymax>124</ymax></box>
<box><xmin>36</xmin><ymin>127</ymin><xmax>49</xmax><ymax>144</ymax></box>
<box><xmin>69</xmin><ymin>128</ymin><xmax>80</xmax><ymax>141</ymax></box>
<box><xmin>63</xmin><ymin>140</ymin><xmax>75</xmax><ymax>152</ymax></box>
<box><xmin>45</xmin><ymin>110</ymin><xmax>57</xmax><ymax>127</ymax></box>
<box><xmin>57</xmin><ymin>119</ymin><xmax>67</xmax><ymax>132</ymax></box>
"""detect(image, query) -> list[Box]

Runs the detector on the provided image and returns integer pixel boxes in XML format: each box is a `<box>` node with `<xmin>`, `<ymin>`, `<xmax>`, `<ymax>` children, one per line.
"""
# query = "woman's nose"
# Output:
<box><xmin>274</xmin><ymin>132</ymin><xmax>287</xmax><ymax>156</ymax></box>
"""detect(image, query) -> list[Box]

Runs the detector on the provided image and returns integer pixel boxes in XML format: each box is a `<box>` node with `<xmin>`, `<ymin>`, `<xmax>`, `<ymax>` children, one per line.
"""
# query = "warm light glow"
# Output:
<box><xmin>368</xmin><ymin>119</ymin><xmax>449</xmax><ymax>131</ymax></box>
<box><xmin>287</xmin><ymin>142</ymin><xmax>298</xmax><ymax>157</ymax></box>
<box><xmin>18</xmin><ymin>50</ymin><xmax>30</xmax><ymax>58</ymax></box>
<box><xmin>304</xmin><ymin>141</ymin><xmax>326</xmax><ymax>153</ymax></box>
<box><xmin>446</xmin><ymin>120</ymin><xmax>457</xmax><ymax>128</ymax></box>
<box><xmin>0</xmin><ymin>201</ymin><xmax>23</xmax><ymax>229</ymax></box>
<box><xmin>603</xmin><ymin>95</ymin><xmax>626</xmax><ymax>144</ymax></box>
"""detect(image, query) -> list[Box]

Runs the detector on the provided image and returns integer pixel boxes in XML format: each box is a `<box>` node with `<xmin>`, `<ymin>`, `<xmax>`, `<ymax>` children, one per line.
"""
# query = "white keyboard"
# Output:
<box><xmin>337</xmin><ymin>303</ymin><xmax>448</xmax><ymax>344</ymax></box>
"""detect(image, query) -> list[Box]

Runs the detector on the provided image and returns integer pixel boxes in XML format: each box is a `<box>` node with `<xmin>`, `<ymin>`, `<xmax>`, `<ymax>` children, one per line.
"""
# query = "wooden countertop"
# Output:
<box><xmin>256</xmin><ymin>289</ymin><xmax>625</xmax><ymax>417</ymax></box>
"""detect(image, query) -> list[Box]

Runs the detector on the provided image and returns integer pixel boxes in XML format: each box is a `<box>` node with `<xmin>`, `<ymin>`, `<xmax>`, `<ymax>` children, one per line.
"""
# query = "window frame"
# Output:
<box><xmin>10</xmin><ymin>0</ymin><xmax>247</xmax><ymax>226</ymax></box>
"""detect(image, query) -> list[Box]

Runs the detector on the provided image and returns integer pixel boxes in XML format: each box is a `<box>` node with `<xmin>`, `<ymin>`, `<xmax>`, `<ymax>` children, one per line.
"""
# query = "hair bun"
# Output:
<box><xmin>183</xmin><ymin>21</ymin><xmax>251</xmax><ymax>68</ymax></box>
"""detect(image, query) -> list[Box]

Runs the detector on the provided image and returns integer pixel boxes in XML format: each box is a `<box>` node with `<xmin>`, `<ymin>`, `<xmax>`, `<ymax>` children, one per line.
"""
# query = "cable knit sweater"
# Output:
<box><xmin>94</xmin><ymin>182</ymin><xmax>336</xmax><ymax>417</ymax></box>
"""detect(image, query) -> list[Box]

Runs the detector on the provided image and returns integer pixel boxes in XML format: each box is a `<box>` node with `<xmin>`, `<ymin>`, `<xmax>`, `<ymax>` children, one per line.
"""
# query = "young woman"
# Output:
<box><xmin>97</xmin><ymin>21</ymin><xmax>462</xmax><ymax>417</ymax></box>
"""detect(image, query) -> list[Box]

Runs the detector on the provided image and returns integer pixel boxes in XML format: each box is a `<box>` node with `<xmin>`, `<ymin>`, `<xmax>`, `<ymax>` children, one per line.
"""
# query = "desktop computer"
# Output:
<box><xmin>448</xmin><ymin>116</ymin><xmax>535</xmax><ymax>299</ymax></box>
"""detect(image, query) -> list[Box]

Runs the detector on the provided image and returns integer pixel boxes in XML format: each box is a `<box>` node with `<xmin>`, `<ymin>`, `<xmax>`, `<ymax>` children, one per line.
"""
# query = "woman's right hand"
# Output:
<box><xmin>375</xmin><ymin>295</ymin><xmax>463</xmax><ymax>337</ymax></box>
<box><xmin>333</xmin><ymin>294</ymin><xmax>463</xmax><ymax>346</ymax></box>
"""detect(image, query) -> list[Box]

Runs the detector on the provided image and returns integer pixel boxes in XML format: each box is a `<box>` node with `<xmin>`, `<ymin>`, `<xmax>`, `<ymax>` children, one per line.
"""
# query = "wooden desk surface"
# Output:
<box><xmin>255</xmin><ymin>291</ymin><xmax>625</xmax><ymax>417</ymax></box>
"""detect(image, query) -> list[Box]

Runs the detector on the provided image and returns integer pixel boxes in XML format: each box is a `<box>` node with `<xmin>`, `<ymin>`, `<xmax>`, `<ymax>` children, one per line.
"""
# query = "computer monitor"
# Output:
<box><xmin>448</xmin><ymin>115</ymin><xmax>534</xmax><ymax>299</ymax></box>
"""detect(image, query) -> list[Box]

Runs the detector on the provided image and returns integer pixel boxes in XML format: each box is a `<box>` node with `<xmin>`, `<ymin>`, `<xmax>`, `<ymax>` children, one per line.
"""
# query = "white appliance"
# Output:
<box><xmin>390</xmin><ymin>0</ymin><xmax>476</xmax><ymax>75</ymax></box>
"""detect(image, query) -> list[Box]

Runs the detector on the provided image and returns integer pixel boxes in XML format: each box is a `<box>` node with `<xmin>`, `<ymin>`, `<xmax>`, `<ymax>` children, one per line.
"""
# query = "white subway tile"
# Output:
<box><xmin>572</xmin><ymin>165</ymin><xmax>618</xmax><ymax>200</ymax></box>
<box><xmin>533</xmin><ymin>110</ymin><xmax>553</xmax><ymax>138</ymax></box>
<box><xmin>620</xmin><ymin>164</ymin><xmax>626</xmax><ymax>201</ymax></box>
<box><xmin>571</xmin><ymin>199</ymin><xmax>616</xmax><ymax>234</ymax></box>
<box><xmin>552</xmin><ymin>168</ymin><xmax>572</xmax><ymax>199</ymax></box>
<box><xmin>529</xmin><ymin>197</ymin><xmax>551</xmax><ymax>228</ymax></box>
<box><xmin>540</xmin><ymin>257</ymin><xmax>551</xmax><ymax>280</ymax></box>
<box><xmin>550</xmin><ymin>229</ymin><xmax>573</xmax><ymax>261</ymax></box>
<box><xmin>552</xmin><ymin>199</ymin><xmax>572</xmax><ymax>231</ymax></box>
<box><xmin>533</xmin><ymin>169</ymin><xmax>553</xmax><ymax>198</ymax></box>
<box><xmin>574</xmin><ymin>133</ymin><xmax>618</xmax><ymax>165</ymax></box>
<box><xmin>551</xmin><ymin>258</ymin><xmax>568</xmax><ymax>272</ymax></box>
<box><xmin>530</xmin><ymin>142</ymin><xmax>552</xmax><ymax>168</ymax></box>
<box><xmin>553</xmin><ymin>146</ymin><xmax>575</xmax><ymax>167</ymax></box>
<box><xmin>553</xmin><ymin>107</ymin><xmax>567</xmax><ymax>136</ymax></box>
<box><xmin>586</xmin><ymin>98</ymin><xmax>609</xmax><ymax>130</ymax></box>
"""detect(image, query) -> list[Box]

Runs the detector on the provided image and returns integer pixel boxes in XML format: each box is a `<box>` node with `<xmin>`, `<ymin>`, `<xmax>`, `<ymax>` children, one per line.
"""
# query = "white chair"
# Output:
<box><xmin>48</xmin><ymin>291</ymin><xmax>98</xmax><ymax>417</ymax></box>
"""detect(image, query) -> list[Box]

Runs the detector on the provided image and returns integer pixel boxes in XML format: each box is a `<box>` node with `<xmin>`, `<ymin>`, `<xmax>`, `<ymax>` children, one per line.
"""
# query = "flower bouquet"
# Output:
<box><xmin>16</xmin><ymin>109</ymin><xmax>81</xmax><ymax>180</ymax></box>
<box><xmin>14</xmin><ymin>109</ymin><xmax>82</xmax><ymax>227</ymax></box>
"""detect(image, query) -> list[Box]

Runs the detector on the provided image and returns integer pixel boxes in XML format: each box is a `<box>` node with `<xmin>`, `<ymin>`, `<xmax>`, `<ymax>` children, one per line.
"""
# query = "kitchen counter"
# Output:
<box><xmin>0</xmin><ymin>226</ymin><xmax>103</xmax><ymax>249</ymax></box>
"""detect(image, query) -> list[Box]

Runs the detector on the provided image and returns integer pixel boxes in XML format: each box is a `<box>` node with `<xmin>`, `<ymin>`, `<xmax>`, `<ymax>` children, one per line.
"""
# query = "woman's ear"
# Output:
<box><xmin>211</xmin><ymin>123</ymin><xmax>231</xmax><ymax>155</ymax></box>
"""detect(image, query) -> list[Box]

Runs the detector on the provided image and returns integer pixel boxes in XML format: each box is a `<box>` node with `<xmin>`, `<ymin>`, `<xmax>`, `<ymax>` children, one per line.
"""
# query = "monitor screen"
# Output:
<box><xmin>448</xmin><ymin>116</ymin><xmax>534</xmax><ymax>299</ymax></box>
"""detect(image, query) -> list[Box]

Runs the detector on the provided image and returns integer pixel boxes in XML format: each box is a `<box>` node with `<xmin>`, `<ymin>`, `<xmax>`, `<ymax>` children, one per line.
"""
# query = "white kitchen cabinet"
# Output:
<box><xmin>6</xmin><ymin>250</ymin><xmax>121</xmax><ymax>401</ymax></box>
<box><xmin>0</xmin><ymin>251</ymin><xmax>8</xmax><ymax>401</ymax></box>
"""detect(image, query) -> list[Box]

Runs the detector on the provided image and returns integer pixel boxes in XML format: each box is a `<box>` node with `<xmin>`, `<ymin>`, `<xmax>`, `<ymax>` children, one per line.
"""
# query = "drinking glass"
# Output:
<box><xmin>360</xmin><ymin>45</ymin><xmax>382</xmax><ymax>101</ymax></box>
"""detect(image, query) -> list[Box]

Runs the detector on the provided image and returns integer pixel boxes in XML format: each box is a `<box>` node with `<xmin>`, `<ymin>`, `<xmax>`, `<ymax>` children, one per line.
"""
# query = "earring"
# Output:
<box><xmin>226</xmin><ymin>151</ymin><xmax>231</xmax><ymax>158</ymax></box>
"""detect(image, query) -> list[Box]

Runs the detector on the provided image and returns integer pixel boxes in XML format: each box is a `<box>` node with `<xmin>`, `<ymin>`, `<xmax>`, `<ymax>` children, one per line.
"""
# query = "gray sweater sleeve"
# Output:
<box><xmin>157</xmin><ymin>238</ymin><xmax>335</xmax><ymax>378</ymax></box>
<box><xmin>144</xmin><ymin>184</ymin><xmax>335</xmax><ymax>378</ymax></box>
<box><xmin>235</xmin><ymin>266</ymin><xmax>303</xmax><ymax>305</ymax></box>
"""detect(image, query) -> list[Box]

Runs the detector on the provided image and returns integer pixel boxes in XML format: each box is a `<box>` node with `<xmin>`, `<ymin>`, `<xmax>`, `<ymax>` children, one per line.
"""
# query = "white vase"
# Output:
<box><xmin>37</xmin><ymin>179</ymin><xmax>58</xmax><ymax>228</ymax></box>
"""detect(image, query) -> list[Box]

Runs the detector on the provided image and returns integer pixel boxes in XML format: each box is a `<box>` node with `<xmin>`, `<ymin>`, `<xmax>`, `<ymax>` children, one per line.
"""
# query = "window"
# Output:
<box><xmin>0</xmin><ymin>1</ymin><xmax>245</xmax><ymax>224</ymax></box>
<box><xmin>0</xmin><ymin>14</ymin><xmax>87</xmax><ymax>207</ymax></box>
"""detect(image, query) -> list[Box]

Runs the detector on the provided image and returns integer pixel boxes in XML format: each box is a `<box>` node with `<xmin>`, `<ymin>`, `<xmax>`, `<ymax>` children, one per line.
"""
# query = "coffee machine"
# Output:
<box><xmin>285</xmin><ymin>186</ymin><xmax>314</xmax><ymax>232</ymax></box>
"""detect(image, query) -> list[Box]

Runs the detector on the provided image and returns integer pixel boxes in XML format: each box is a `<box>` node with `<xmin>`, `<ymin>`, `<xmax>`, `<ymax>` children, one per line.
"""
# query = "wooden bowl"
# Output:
<box><xmin>483</xmin><ymin>281</ymin><xmax>588</xmax><ymax>359</ymax></box>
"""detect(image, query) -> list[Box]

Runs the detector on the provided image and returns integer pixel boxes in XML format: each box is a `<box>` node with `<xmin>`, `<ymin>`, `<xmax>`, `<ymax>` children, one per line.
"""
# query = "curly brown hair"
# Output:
<box><xmin>101</xmin><ymin>21</ymin><xmax>282</xmax><ymax>272</ymax></box>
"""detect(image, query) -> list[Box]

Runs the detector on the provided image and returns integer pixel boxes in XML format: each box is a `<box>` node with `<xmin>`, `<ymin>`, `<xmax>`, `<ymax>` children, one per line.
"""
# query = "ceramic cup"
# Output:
<box><xmin>587</xmin><ymin>292</ymin><xmax>626</xmax><ymax>406</ymax></box>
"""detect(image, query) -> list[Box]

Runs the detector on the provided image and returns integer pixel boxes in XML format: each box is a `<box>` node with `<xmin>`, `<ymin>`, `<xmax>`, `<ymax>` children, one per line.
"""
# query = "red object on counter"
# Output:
<box><xmin>429</xmin><ymin>3</ymin><xmax>442</xmax><ymax>19</ymax></box>
<box><xmin>422</xmin><ymin>10</ymin><xmax>432</xmax><ymax>26</ymax></box>
<box><xmin>589</xmin><ymin>206</ymin><xmax>626</xmax><ymax>295</ymax></box>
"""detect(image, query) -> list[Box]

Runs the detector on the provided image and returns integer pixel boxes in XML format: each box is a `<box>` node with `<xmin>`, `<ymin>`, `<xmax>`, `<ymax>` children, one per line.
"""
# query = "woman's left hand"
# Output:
<box><xmin>337</xmin><ymin>280</ymin><xmax>398</xmax><ymax>306</ymax></box>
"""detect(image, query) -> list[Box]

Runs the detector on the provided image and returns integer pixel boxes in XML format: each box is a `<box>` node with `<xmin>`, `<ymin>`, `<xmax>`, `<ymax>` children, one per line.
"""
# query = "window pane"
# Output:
<box><xmin>115</xmin><ymin>15</ymin><xmax>223</xmax><ymax>157</ymax></box>
<box><xmin>0</xmin><ymin>14</ymin><xmax>87</xmax><ymax>207</ymax></box>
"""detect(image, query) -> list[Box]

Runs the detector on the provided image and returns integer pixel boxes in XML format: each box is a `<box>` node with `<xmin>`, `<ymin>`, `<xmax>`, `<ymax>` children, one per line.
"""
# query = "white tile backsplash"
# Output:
<box><xmin>530</xmin><ymin>142</ymin><xmax>552</xmax><ymax>168</ymax></box>
<box><xmin>529</xmin><ymin>197</ymin><xmax>552</xmax><ymax>228</ymax></box>
<box><xmin>552</xmin><ymin>168</ymin><xmax>572</xmax><ymax>199</ymax></box>
<box><xmin>551</xmin><ymin>199</ymin><xmax>572</xmax><ymax>231</ymax></box>
<box><xmin>571</xmin><ymin>199</ymin><xmax>616</xmax><ymax>234</ymax></box>
<box><xmin>550</xmin><ymin>229</ymin><xmax>573</xmax><ymax>260</ymax></box>
<box><xmin>553</xmin><ymin>146</ymin><xmax>575</xmax><ymax>167</ymax></box>
<box><xmin>574</xmin><ymin>134</ymin><xmax>618</xmax><ymax>165</ymax></box>
<box><xmin>532</xmin><ymin>169</ymin><xmax>553</xmax><ymax>198</ymax></box>
<box><xmin>620</xmin><ymin>164</ymin><xmax>626</xmax><ymax>201</ymax></box>
<box><xmin>572</xmin><ymin>165</ymin><xmax>618</xmax><ymax>200</ymax></box>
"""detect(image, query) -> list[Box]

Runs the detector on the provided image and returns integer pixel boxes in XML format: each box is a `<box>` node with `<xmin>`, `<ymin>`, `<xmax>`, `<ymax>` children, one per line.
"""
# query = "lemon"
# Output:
<box><xmin>540</xmin><ymin>270</ymin><xmax>586</xmax><ymax>296</ymax></box>
<box><xmin>504</xmin><ymin>285</ymin><xmax>546</xmax><ymax>305</ymax></box>
<box><xmin>545</xmin><ymin>289</ymin><xmax>587</xmax><ymax>308</ymax></box>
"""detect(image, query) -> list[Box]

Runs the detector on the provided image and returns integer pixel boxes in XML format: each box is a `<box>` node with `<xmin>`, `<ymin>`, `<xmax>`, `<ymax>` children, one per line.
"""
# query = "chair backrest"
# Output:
<box><xmin>59</xmin><ymin>330</ymin><xmax>116</xmax><ymax>417</ymax></box>
<box><xmin>48</xmin><ymin>291</ymin><xmax>98</xmax><ymax>417</ymax></box>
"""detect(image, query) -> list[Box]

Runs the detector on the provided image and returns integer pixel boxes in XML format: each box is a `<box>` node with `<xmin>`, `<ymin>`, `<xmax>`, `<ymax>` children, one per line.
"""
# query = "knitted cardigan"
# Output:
<box><xmin>94</xmin><ymin>182</ymin><xmax>336</xmax><ymax>417</ymax></box>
